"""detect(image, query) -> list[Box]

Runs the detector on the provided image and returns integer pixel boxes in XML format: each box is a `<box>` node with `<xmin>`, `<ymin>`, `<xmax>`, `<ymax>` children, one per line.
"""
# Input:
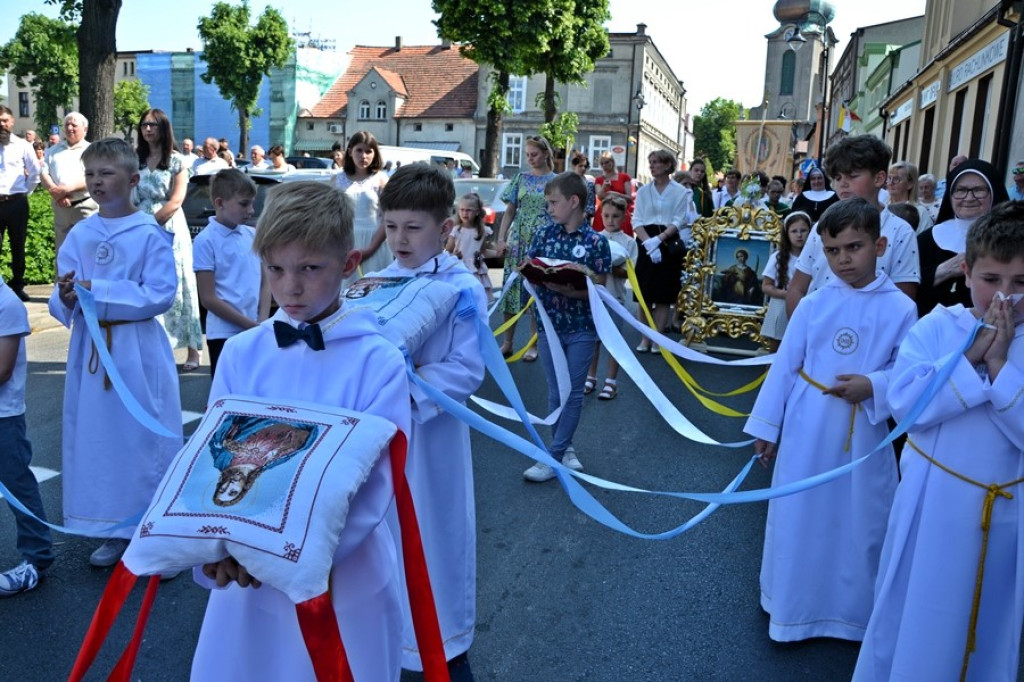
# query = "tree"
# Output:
<box><xmin>522</xmin><ymin>0</ymin><xmax>610</xmax><ymax>125</ymax></box>
<box><xmin>114</xmin><ymin>78</ymin><xmax>150</xmax><ymax>141</ymax></box>
<box><xmin>433</xmin><ymin>0</ymin><xmax>555</xmax><ymax>177</ymax></box>
<box><xmin>49</xmin><ymin>0</ymin><xmax>123</xmax><ymax>140</ymax></box>
<box><xmin>693</xmin><ymin>98</ymin><xmax>742</xmax><ymax>173</ymax></box>
<box><xmin>197</xmin><ymin>1</ymin><xmax>294</xmax><ymax>155</ymax></box>
<box><xmin>0</xmin><ymin>13</ymin><xmax>78</xmax><ymax>133</ymax></box>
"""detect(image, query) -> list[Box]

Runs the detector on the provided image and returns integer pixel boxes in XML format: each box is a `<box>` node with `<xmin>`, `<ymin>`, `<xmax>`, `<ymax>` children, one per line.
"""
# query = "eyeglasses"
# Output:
<box><xmin>140</xmin><ymin>122</ymin><xmax>159</xmax><ymax>129</ymax></box>
<box><xmin>951</xmin><ymin>186</ymin><xmax>990</xmax><ymax>200</ymax></box>
<box><xmin>1013</xmin><ymin>167</ymin><xmax>1024</xmax><ymax>176</ymax></box>
<box><xmin>887</xmin><ymin>175</ymin><xmax>906</xmax><ymax>184</ymax></box>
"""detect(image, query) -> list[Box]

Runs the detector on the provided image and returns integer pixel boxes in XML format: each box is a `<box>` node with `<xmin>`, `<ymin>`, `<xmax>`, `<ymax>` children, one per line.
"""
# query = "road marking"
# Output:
<box><xmin>0</xmin><ymin>466</ymin><xmax>60</xmax><ymax>500</ymax></box>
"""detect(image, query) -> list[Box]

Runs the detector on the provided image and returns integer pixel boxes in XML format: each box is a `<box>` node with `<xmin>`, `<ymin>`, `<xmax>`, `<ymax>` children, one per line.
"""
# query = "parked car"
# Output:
<box><xmin>286</xmin><ymin>156</ymin><xmax>332</xmax><ymax>170</ymax></box>
<box><xmin>184</xmin><ymin>172</ymin><xmax>335</xmax><ymax>237</ymax></box>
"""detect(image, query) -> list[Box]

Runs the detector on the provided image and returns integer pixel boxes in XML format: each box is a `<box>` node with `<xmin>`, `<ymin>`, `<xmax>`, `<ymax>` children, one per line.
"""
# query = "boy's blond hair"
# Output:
<box><xmin>211</xmin><ymin>168</ymin><xmax>257</xmax><ymax>202</ymax></box>
<box><xmin>253</xmin><ymin>182</ymin><xmax>354</xmax><ymax>258</ymax></box>
<box><xmin>81</xmin><ymin>137</ymin><xmax>137</xmax><ymax>176</ymax></box>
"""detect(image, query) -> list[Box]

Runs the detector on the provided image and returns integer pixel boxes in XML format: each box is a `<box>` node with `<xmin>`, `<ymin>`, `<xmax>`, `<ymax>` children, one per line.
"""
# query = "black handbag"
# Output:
<box><xmin>662</xmin><ymin>235</ymin><xmax>687</xmax><ymax>259</ymax></box>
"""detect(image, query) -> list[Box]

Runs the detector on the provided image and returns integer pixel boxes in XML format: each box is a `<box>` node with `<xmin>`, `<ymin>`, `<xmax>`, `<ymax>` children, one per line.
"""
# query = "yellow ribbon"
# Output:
<box><xmin>491</xmin><ymin>297</ymin><xmax>536</xmax><ymax>363</ymax></box>
<box><xmin>905</xmin><ymin>437</ymin><xmax>1024</xmax><ymax>682</ymax></box>
<box><xmin>798</xmin><ymin>369</ymin><xmax>860</xmax><ymax>451</ymax></box>
<box><xmin>625</xmin><ymin>260</ymin><xmax>764</xmax><ymax>417</ymax></box>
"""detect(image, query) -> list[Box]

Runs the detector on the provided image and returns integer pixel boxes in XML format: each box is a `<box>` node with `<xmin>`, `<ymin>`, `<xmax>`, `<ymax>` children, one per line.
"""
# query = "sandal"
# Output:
<box><xmin>635</xmin><ymin>342</ymin><xmax>650</xmax><ymax>353</ymax></box>
<box><xmin>598</xmin><ymin>379</ymin><xmax>618</xmax><ymax>400</ymax></box>
<box><xmin>181</xmin><ymin>359</ymin><xmax>201</xmax><ymax>372</ymax></box>
<box><xmin>499</xmin><ymin>341</ymin><xmax>514</xmax><ymax>358</ymax></box>
<box><xmin>583</xmin><ymin>376</ymin><xmax>598</xmax><ymax>395</ymax></box>
<box><xmin>523</xmin><ymin>347</ymin><xmax>539</xmax><ymax>362</ymax></box>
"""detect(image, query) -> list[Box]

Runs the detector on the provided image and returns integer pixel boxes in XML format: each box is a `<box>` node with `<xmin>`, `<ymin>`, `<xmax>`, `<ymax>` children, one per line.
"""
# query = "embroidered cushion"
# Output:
<box><xmin>342</xmin><ymin>276</ymin><xmax>460</xmax><ymax>353</ymax></box>
<box><xmin>121</xmin><ymin>396</ymin><xmax>397</xmax><ymax>604</ymax></box>
<box><xmin>518</xmin><ymin>257</ymin><xmax>596</xmax><ymax>290</ymax></box>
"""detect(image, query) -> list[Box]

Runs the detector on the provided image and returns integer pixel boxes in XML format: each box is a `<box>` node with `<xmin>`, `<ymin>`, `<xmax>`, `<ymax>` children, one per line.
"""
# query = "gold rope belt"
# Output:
<box><xmin>87</xmin><ymin>320</ymin><xmax>132</xmax><ymax>390</ymax></box>
<box><xmin>798</xmin><ymin>368</ymin><xmax>860</xmax><ymax>451</ymax></box>
<box><xmin>905</xmin><ymin>437</ymin><xmax>1024</xmax><ymax>682</ymax></box>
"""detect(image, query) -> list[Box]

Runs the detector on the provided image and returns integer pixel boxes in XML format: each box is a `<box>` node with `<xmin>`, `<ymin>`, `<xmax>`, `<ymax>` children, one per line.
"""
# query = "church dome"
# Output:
<box><xmin>773</xmin><ymin>0</ymin><xmax>835</xmax><ymax>28</ymax></box>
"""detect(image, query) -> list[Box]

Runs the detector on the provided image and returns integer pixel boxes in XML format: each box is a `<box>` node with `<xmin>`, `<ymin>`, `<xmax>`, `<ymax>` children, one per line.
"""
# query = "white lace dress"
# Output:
<box><xmin>334</xmin><ymin>171</ymin><xmax>392</xmax><ymax>286</ymax></box>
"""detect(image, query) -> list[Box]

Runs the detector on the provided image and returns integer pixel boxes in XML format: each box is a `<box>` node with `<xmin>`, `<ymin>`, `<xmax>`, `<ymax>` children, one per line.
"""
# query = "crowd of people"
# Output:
<box><xmin>0</xmin><ymin>99</ymin><xmax>1023</xmax><ymax>680</ymax></box>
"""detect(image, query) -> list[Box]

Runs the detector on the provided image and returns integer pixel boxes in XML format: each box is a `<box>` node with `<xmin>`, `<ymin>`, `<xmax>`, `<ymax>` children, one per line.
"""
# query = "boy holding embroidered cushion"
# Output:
<box><xmin>745</xmin><ymin>197</ymin><xmax>917</xmax><ymax>643</ymax></box>
<box><xmin>854</xmin><ymin>202</ymin><xmax>1024</xmax><ymax>680</ymax></box>
<box><xmin>373</xmin><ymin>163</ymin><xmax>487</xmax><ymax>680</ymax></box>
<box><xmin>191</xmin><ymin>181</ymin><xmax>412</xmax><ymax>681</ymax></box>
<box><xmin>521</xmin><ymin>172</ymin><xmax>611</xmax><ymax>483</ymax></box>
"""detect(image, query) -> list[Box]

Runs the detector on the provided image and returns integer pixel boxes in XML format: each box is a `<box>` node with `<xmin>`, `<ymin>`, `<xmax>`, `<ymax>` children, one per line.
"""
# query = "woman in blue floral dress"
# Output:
<box><xmin>133</xmin><ymin>108</ymin><xmax>203</xmax><ymax>370</ymax></box>
<box><xmin>495</xmin><ymin>135</ymin><xmax>556</xmax><ymax>360</ymax></box>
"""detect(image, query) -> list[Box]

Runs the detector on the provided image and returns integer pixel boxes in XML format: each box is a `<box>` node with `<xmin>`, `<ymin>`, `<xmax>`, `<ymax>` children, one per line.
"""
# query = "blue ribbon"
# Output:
<box><xmin>0</xmin><ymin>476</ymin><xmax>143</xmax><ymax>536</ymax></box>
<box><xmin>74</xmin><ymin>284</ymin><xmax>177</xmax><ymax>439</ymax></box>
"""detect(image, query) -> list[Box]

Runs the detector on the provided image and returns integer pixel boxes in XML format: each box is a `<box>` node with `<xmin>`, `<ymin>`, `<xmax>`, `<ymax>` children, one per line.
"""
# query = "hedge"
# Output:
<box><xmin>0</xmin><ymin>189</ymin><xmax>57</xmax><ymax>285</ymax></box>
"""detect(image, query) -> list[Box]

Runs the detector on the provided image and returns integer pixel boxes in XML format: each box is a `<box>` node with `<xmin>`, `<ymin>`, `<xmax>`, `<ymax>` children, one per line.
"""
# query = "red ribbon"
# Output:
<box><xmin>295</xmin><ymin>592</ymin><xmax>353</xmax><ymax>682</ymax></box>
<box><xmin>68</xmin><ymin>561</ymin><xmax>146</xmax><ymax>682</ymax></box>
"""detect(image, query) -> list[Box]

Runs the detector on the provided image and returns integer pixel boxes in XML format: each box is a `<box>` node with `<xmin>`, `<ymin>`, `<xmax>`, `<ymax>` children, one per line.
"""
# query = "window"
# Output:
<box><xmin>507</xmin><ymin>76</ymin><xmax>527</xmax><ymax>114</ymax></box>
<box><xmin>919</xmin><ymin>107</ymin><xmax>934</xmax><ymax>173</ymax></box>
<box><xmin>589</xmin><ymin>135</ymin><xmax>612</xmax><ymax>168</ymax></box>
<box><xmin>271</xmin><ymin>89</ymin><xmax>284</xmax><ymax>103</ymax></box>
<box><xmin>18</xmin><ymin>92</ymin><xmax>29</xmax><ymax>118</ymax></box>
<box><xmin>131</xmin><ymin>62</ymin><xmax>135</xmax><ymax>76</ymax></box>
<box><xmin>948</xmin><ymin>88</ymin><xmax>967</xmax><ymax>163</ymax></box>
<box><xmin>445</xmin><ymin>123</ymin><xmax>454</xmax><ymax>132</ymax></box>
<box><xmin>306</xmin><ymin>122</ymin><xmax>314</xmax><ymax>131</ymax></box>
<box><xmin>414</xmin><ymin>123</ymin><xmax>423</xmax><ymax>132</ymax></box>
<box><xmin>358</xmin><ymin>100</ymin><xmax>371</xmax><ymax>119</ymax></box>
<box><xmin>123</xmin><ymin>62</ymin><xmax>128</xmax><ymax>77</ymax></box>
<box><xmin>969</xmin><ymin>74</ymin><xmax>992</xmax><ymax>158</ymax></box>
<box><xmin>780</xmin><ymin>51</ymin><xmax>795</xmax><ymax>97</ymax></box>
<box><xmin>375</xmin><ymin>100</ymin><xmax>387</xmax><ymax>119</ymax></box>
<box><xmin>502</xmin><ymin>133</ymin><xmax>523</xmax><ymax>167</ymax></box>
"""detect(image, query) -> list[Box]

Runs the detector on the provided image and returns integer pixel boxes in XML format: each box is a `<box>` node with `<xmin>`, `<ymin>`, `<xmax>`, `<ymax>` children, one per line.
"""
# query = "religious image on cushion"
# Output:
<box><xmin>121</xmin><ymin>396</ymin><xmax>398</xmax><ymax>604</ymax></box>
<box><xmin>518</xmin><ymin>257</ymin><xmax>597</xmax><ymax>290</ymax></box>
<box><xmin>342</xmin><ymin>276</ymin><xmax>461</xmax><ymax>353</ymax></box>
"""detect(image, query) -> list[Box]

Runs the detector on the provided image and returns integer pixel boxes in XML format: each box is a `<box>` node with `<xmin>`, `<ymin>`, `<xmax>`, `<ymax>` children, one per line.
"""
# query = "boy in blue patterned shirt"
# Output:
<box><xmin>523</xmin><ymin>172</ymin><xmax>611</xmax><ymax>482</ymax></box>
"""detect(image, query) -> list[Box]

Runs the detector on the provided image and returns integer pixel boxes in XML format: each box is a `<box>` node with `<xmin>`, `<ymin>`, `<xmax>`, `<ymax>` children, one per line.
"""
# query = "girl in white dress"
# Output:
<box><xmin>446</xmin><ymin>192</ymin><xmax>493</xmax><ymax>294</ymax></box>
<box><xmin>760</xmin><ymin>212</ymin><xmax>810</xmax><ymax>352</ymax></box>
<box><xmin>333</xmin><ymin>131</ymin><xmax>390</xmax><ymax>286</ymax></box>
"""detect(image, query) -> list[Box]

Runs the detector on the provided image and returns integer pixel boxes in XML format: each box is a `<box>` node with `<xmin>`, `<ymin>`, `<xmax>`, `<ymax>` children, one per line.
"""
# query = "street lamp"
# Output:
<box><xmin>785</xmin><ymin>12</ymin><xmax>832</xmax><ymax>164</ymax></box>
<box><xmin>632</xmin><ymin>87</ymin><xmax>646</xmax><ymax>177</ymax></box>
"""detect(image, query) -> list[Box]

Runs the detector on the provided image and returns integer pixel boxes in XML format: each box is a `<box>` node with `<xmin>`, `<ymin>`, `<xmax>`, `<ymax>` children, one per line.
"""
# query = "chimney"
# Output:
<box><xmin>636</xmin><ymin>23</ymin><xmax>647</xmax><ymax>36</ymax></box>
<box><xmin>395</xmin><ymin>36</ymin><xmax>402</xmax><ymax>51</ymax></box>
<box><xmin>441</xmin><ymin>38</ymin><xmax>451</xmax><ymax>49</ymax></box>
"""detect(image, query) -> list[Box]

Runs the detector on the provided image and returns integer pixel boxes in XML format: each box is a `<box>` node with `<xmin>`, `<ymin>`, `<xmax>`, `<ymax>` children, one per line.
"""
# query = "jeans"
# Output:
<box><xmin>537</xmin><ymin>329</ymin><xmax>598</xmax><ymax>458</ymax></box>
<box><xmin>0</xmin><ymin>414</ymin><xmax>54</xmax><ymax>569</ymax></box>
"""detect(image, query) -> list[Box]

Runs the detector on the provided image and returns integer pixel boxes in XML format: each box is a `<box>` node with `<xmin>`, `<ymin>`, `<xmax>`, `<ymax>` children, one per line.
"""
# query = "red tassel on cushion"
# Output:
<box><xmin>389</xmin><ymin>432</ymin><xmax>450</xmax><ymax>681</ymax></box>
<box><xmin>108</xmin><ymin>575</ymin><xmax>161</xmax><ymax>682</ymax></box>
<box><xmin>295</xmin><ymin>591</ymin><xmax>354</xmax><ymax>682</ymax></box>
<box><xmin>68</xmin><ymin>561</ymin><xmax>140</xmax><ymax>682</ymax></box>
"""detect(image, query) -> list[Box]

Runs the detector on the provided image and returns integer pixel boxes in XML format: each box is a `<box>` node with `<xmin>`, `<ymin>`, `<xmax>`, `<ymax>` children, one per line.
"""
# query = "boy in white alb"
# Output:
<box><xmin>48</xmin><ymin>138</ymin><xmax>181</xmax><ymax>569</ymax></box>
<box><xmin>191</xmin><ymin>181</ymin><xmax>411</xmax><ymax>682</ymax></box>
<box><xmin>745</xmin><ymin>198</ymin><xmax>917</xmax><ymax>642</ymax></box>
<box><xmin>374</xmin><ymin>164</ymin><xmax>487</xmax><ymax>680</ymax></box>
<box><xmin>192</xmin><ymin>168</ymin><xmax>269</xmax><ymax>377</ymax></box>
<box><xmin>854</xmin><ymin>203</ymin><xmax>1024</xmax><ymax>681</ymax></box>
<box><xmin>786</xmin><ymin>135</ymin><xmax>920</xmax><ymax>316</ymax></box>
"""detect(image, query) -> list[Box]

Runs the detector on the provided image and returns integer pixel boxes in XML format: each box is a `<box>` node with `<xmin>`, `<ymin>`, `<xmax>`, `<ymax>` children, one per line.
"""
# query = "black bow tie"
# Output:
<box><xmin>273</xmin><ymin>321</ymin><xmax>325</xmax><ymax>351</ymax></box>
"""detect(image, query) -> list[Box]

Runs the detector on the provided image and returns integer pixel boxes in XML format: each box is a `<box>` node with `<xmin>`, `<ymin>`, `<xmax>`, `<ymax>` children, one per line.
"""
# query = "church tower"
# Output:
<box><xmin>761</xmin><ymin>0</ymin><xmax>837</xmax><ymax>157</ymax></box>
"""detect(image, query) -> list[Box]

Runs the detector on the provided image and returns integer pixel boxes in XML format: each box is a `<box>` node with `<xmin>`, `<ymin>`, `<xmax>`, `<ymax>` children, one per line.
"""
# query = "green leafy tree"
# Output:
<box><xmin>523</xmin><ymin>0</ymin><xmax>610</xmax><ymax>125</ymax></box>
<box><xmin>693</xmin><ymin>97</ymin><xmax>742</xmax><ymax>172</ymax></box>
<box><xmin>537</xmin><ymin>109</ymin><xmax>578</xmax><ymax>164</ymax></box>
<box><xmin>0</xmin><ymin>13</ymin><xmax>78</xmax><ymax>134</ymax></box>
<box><xmin>114</xmin><ymin>78</ymin><xmax>150</xmax><ymax>140</ymax></box>
<box><xmin>48</xmin><ymin>0</ymin><xmax>123</xmax><ymax>140</ymax></box>
<box><xmin>434</xmin><ymin>0</ymin><xmax>558</xmax><ymax>177</ymax></box>
<box><xmin>197</xmin><ymin>1</ymin><xmax>294</xmax><ymax>154</ymax></box>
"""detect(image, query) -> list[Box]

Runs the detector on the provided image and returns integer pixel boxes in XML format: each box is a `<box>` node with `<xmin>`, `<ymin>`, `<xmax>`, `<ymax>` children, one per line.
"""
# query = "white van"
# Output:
<box><xmin>378</xmin><ymin>145</ymin><xmax>480</xmax><ymax>177</ymax></box>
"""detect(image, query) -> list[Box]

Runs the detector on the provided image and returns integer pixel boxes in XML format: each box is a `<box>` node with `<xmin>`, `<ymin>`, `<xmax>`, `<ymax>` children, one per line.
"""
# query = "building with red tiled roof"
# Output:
<box><xmin>295</xmin><ymin>38</ymin><xmax>479</xmax><ymax>156</ymax></box>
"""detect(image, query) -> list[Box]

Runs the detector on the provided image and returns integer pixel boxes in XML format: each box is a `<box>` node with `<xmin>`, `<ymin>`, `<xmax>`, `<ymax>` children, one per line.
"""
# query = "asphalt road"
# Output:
<box><xmin>0</xmin><ymin>292</ymin><xmax>890</xmax><ymax>681</ymax></box>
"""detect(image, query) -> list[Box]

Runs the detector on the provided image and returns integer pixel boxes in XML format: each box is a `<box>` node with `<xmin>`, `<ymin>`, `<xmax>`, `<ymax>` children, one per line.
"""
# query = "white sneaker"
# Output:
<box><xmin>0</xmin><ymin>561</ymin><xmax>40</xmax><ymax>597</ymax></box>
<box><xmin>523</xmin><ymin>462</ymin><xmax>556</xmax><ymax>482</ymax></box>
<box><xmin>561</xmin><ymin>447</ymin><xmax>583</xmax><ymax>472</ymax></box>
<box><xmin>89</xmin><ymin>538</ymin><xmax>130</xmax><ymax>567</ymax></box>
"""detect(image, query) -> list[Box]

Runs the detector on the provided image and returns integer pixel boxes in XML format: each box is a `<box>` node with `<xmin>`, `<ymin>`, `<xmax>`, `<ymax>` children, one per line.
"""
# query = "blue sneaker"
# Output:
<box><xmin>0</xmin><ymin>561</ymin><xmax>41</xmax><ymax>597</ymax></box>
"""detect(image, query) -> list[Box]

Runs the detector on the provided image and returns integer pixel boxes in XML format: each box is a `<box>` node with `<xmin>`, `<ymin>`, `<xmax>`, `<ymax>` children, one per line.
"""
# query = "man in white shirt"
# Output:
<box><xmin>180</xmin><ymin>137</ymin><xmax>199</xmax><ymax>169</ymax></box>
<box><xmin>0</xmin><ymin>106</ymin><xmax>40</xmax><ymax>302</ymax></box>
<box><xmin>40</xmin><ymin>112</ymin><xmax>97</xmax><ymax>253</ymax></box>
<box><xmin>249</xmin><ymin>145</ymin><xmax>270</xmax><ymax>169</ymax></box>
<box><xmin>192</xmin><ymin>137</ymin><xmax>229</xmax><ymax>176</ymax></box>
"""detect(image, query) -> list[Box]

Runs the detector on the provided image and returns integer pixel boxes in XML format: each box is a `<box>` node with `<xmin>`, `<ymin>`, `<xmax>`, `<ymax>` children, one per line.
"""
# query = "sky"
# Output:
<box><xmin>4</xmin><ymin>0</ymin><xmax>926</xmax><ymax>112</ymax></box>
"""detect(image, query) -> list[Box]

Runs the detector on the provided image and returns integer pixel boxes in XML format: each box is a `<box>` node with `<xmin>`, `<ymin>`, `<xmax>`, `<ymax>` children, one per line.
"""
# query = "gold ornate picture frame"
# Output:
<box><xmin>677</xmin><ymin>205</ymin><xmax>782</xmax><ymax>350</ymax></box>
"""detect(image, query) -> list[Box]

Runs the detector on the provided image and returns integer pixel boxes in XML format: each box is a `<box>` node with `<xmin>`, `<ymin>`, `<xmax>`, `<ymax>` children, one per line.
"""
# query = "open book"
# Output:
<box><xmin>517</xmin><ymin>257</ymin><xmax>596</xmax><ymax>290</ymax></box>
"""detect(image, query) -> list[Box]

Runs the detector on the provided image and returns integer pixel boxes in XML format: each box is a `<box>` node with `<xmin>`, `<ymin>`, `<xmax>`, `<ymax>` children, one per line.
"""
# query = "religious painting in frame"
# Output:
<box><xmin>677</xmin><ymin>205</ymin><xmax>782</xmax><ymax>350</ymax></box>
